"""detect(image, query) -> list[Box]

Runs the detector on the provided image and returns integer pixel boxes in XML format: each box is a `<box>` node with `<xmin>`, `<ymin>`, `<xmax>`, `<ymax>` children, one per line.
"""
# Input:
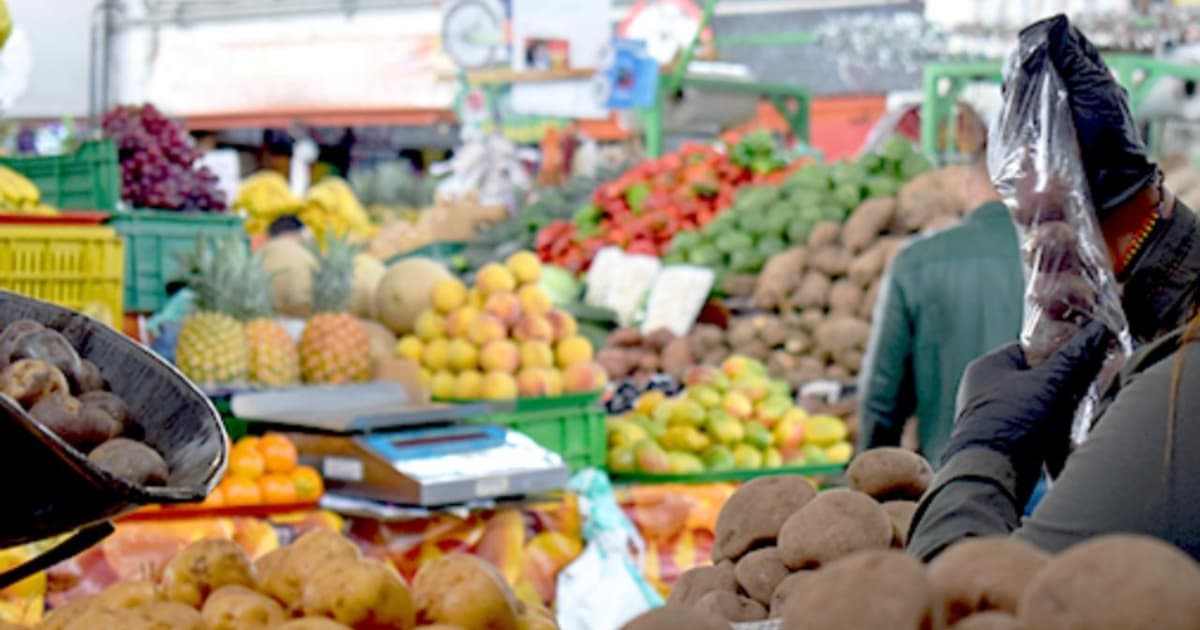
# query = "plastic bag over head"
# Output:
<box><xmin>988</xmin><ymin>14</ymin><xmax>1133</xmax><ymax>447</ymax></box>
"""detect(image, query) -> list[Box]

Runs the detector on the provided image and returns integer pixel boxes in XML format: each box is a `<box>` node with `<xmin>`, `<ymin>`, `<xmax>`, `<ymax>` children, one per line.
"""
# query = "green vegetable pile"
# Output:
<box><xmin>662</xmin><ymin>137</ymin><xmax>932</xmax><ymax>283</ymax></box>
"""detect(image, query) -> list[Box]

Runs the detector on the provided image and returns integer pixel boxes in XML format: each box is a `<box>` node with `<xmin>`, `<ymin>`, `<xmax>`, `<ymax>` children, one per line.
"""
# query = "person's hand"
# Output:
<box><xmin>941</xmin><ymin>321</ymin><xmax>1113</xmax><ymax>499</ymax></box>
<box><xmin>1012</xmin><ymin>15</ymin><xmax>1157</xmax><ymax>215</ymax></box>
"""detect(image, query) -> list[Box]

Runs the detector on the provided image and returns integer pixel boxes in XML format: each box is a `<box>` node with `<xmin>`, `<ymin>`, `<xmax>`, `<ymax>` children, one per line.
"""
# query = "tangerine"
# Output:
<box><xmin>229</xmin><ymin>443</ymin><xmax>265</xmax><ymax>479</ymax></box>
<box><xmin>199</xmin><ymin>486</ymin><xmax>226</xmax><ymax>509</ymax></box>
<box><xmin>259</xmin><ymin>473</ymin><xmax>298</xmax><ymax>504</ymax></box>
<box><xmin>236</xmin><ymin>436</ymin><xmax>261</xmax><ymax>451</ymax></box>
<box><xmin>220</xmin><ymin>476</ymin><xmax>262</xmax><ymax>507</ymax></box>
<box><xmin>258</xmin><ymin>433</ymin><xmax>298</xmax><ymax>474</ymax></box>
<box><xmin>291</xmin><ymin>466</ymin><xmax>324</xmax><ymax>501</ymax></box>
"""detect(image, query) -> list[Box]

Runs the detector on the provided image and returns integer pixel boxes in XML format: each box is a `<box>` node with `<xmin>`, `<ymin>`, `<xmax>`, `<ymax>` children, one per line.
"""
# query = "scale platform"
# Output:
<box><xmin>230</xmin><ymin>383</ymin><xmax>568</xmax><ymax>507</ymax></box>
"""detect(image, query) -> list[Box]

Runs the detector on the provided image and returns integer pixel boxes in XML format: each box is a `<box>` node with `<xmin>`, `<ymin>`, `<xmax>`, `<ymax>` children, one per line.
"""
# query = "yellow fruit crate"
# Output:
<box><xmin>0</xmin><ymin>225</ymin><xmax>124</xmax><ymax>325</ymax></box>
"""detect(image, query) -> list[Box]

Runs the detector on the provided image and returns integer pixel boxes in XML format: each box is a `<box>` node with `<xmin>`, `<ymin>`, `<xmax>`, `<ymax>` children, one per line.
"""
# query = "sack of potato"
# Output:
<box><xmin>623</xmin><ymin>447</ymin><xmax>1200</xmax><ymax>630</ymax></box>
<box><xmin>37</xmin><ymin>528</ymin><xmax>559</xmax><ymax>630</ymax></box>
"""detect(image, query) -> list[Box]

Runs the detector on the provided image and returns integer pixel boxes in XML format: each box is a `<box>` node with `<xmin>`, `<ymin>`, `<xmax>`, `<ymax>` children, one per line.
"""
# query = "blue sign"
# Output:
<box><xmin>601</xmin><ymin>38</ymin><xmax>659</xmax><ymax>110</ymax></box>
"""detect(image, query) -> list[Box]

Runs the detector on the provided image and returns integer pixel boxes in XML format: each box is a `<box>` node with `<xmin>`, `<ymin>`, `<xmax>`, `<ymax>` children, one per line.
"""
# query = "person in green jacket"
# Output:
<box><xmin>909</xmin><ymin>15</ymin><xmax>1200</xmax><ymax>562</ymax></box>
<box><xmin>857</xmin><ymin>157</ymin><xmax>1024</xmax><ymax>462</ymax></box>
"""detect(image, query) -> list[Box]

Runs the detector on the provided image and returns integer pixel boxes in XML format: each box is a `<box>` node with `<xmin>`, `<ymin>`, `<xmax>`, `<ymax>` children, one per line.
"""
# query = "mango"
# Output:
<box><xmin>447</xmin><ymin>339</ymin><xmax>479</xmax><ymax>371</ymax></box>
<box><xmin>803</xmin><ymin>415</ymin><xmax>848</xmax><ymax>447</ymax></box>
<box><xmin>635</xmin><ymin>390</ymin><xmax>666</xmax><ymax>415</ymax></box>
<box><xmin>736</xmin><ymin>375</ymin><xmax>771</xmax><ymax>403</ymax></box>
<box><xmin>764</xmin><ymin>447</ymin><xmax>784</xmax><ymax>469</ymax></box>
<box><xmin>414</xmin><ymin>309</ymin><xmax>446</xmax><ymax>341</ymax></box>
<box><xmin>825</xmin><ymin>441</ymin><xmax>853</xmax><ymax>464</ymax></box>
<box><xmin>607</xmin><ymin>418</ymin><xmax>649</xmax><ymax>448</ymax></box>
<box><xmin>484</xmin><ymin>292</ymin><xmax>522</xmax><ymax>327</ymax></box>
<box><xmin>733</xmin><ymin>444</ymin><xmax>764</xmax><ymax>470</ymax></box>
<box><xmin>687</xmin><ymin>385</ymin><xmax>722</xmax><ymax>410</ymax></box>
<box><xmin>669</xmin><ymin>399</ymin><xmax>707</xmax><ymax>427</ymax></box>
<box><xmin>608</xmin><ymin>444</ymin><xmax>636</xmax><ymax>472</ymax></box>
<box><xmin>661</xmin><ymin>426</ymin><xmax>711</xmax><ymax>453</ymax></box>
<box><xmin>634</xmin><ymin>439</ymin><xmax>670</xmax><ymax>473</ymax></box>
<box><xmin>707</xmin><ymin>414</ymin><xmax>745</xmax><ymax>445</ymax></box>
<box><xmin>773</xmin><ymin>413</ymin><xmax>806</xmax><ymax>455</ymax></box>
<box><xmin>801</xmin><ymin>443</ymin><xmax>831</xmax><ymax>465</ymax></box>
<box><xmin>754</xmin><ymin>396</ymin><xmax>792</xmax><ymax>428</ymax></box>
<box><xmin>453</xmin><ymin>370</ymin><xmax>484</xmax><ymax>399</ymax></box>
<box><xmin>476</xmin><ymin>262</ymin><xmax>517</xmax><ymax>296</ymax></box>
<box><xmin>544</xmin><ymin>309</ymin><xmax>577</xmax><ymax>342</ymax></box>
<box><xmin>722</xmin><ymin>391</ymin><xmax>753</xmax><ymax>420</ymax></box>
<box><xmin>744</xmin><ymin>422</ymin><xmax>774</xmax><ymax>451</ymax></box>
<box><xmin>431</xmin><ymin>278</ymin><xmax>468</xmax><ymax>314</ymax></box>
<box><xmin>701</xmin><ymin>445</ymin><xmax>736</xmax><ymax>471</ymax></box>
<box><xmin>505</xmin><ymin>251</ymin><xmax>542</xmax><ymax>285</ymax></box>
<box><xmin>667</xmin><ymin>451</ymin><xmax>705</xmax><ymax>474</ymax></box>
<box><xmin>518</xmin><ymin>284</ymin><xmax>553</xmax><ymax>317</ymax></box>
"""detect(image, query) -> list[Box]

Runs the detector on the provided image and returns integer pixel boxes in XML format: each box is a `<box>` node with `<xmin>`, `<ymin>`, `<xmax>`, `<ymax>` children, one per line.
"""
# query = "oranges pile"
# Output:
<box><xmin>207</xmin><ymin>433</ymin><xmax>324</xmax><ymax>508</ymax></box>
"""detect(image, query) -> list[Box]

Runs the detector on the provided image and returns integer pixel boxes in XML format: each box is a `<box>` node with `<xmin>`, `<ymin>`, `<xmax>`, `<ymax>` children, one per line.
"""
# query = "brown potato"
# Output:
<box><xmin>91</xmin><ymin>580</ymin><xmax>160</xmax><ymax>610</ymax></box>
<box><xmin>1031</xmin><ymin>273</ymin><xmax>1097</xmax><ymax>324</ymax></box>
<box><xmin>712</xmin><ymin>475</ymin><xmax>817</xmax><ymax>562</ymax></box>
<box><xmin>1024</xmin><ymin>221</ymin><xmax>1082</xmax><ymax>273</ymax></box>
<box><xmin>159</xmin><ymin>539</ymin><xmax>256</xmax><ymax>607</ymax></box>
<box><xmin>274</xmin><ymin>619</ymin><xmax>355</xmax><ymax>630</ymax></box>
<box><xmin>137</xmin><ymin>600</ymin><xmax>206</xmax><ymax>630</ymax></box>
<box><xmin>302</xmin><ymin>556</ymin><xmax>415</xmax><ymax>629</ymax></box>
<box><xmin>845</xmin><ymin>448</ymin><xmax>934</xmax><ymax>501</ymax></box>
<box><xmin>201</xmin><ymin>584</ymin><xmax>285</xmax><ymax>630</ymax></box>
<box><xmin>258</xmin><ymin>528</ymin><xmax>361</xmax><ymax>610</ymax></box>
<box><xmin>768</xmin><ymin>571</ymin><xmax>813</xmax><ymax>619</ymax></box>
<box><xmin>734</xmin><ymin>547</ymin><xmax>789</xmax><ymax>605</ymax></box>
<box><xmin>89</xmin><ymin>438</ymin><xmax>169</xmax><ymax>486</ymax></box>
<box><xmin>619</xmin><ymin>604</ymin><xmax>731</xmax><ymax>630</ymax></box>
<box><xmin>62</xmin><ymin>607</ymin><xmax>150</xmax><ymax>630</ymax></box>
<box><xmin>413</xmin><ymin>553</ymin><xmax>520</xmax><ymax>630</ymax></box>
<box><xmin>666</xmin><ymin>562</ymin><xmax>737</xmax><ymax>607</ymax></box>
<box><xmin>35</xmin><ymin>595</ymin><xmax>94</xmax><ymax>630</ymax></box>
<box><xmin>0</xmin><ymin>319</ymin><xmax>43</xmax><ymax>369</ymax></box>
<box><xmin>78</xmin><ymin>391</ymin><xmax>130</xmax><ymax>432</ymax></box>
<box><xmin>1018</xmin><ymin>535</ymin><xmax>1200</xmax><ymax>630</ymax></box>
<box><xmin>777</xmin><ymin>488</ymin><xmax>892</xmax><ymax>570</ymax></box>
<box><xmin>13</xmin><ymin>329</ymin><xmax>86</xmax><ymax>392</ymax></box>
<box><xmin>694</xmin><ymin>590</ymin><xmax>767</xmax><ymax>623</ymax></box>
<box><xmin>952</xmin><ymin>612</ymin><xmax>1020</xmax><ymax>630</ymax></box>
<box><xmin>0</xmin><ymin>359</ymin><xmax>68</xmax><ymax>408</ymax></box>
<box><xmin>72</xmin><ymin>360</ymin><xmax>105</xmax><ymax>394</ymax></box>
<box><xmin>882</xmin><ymin>501</ymin><xmax>919</xmax><ymax>549</ymax></box>
<box><xmin>929</xmin><ymin>537</ymin><xmax>1049</xmax><ymax>625</ymax></box>
<box><xmin>34</xmin><ymin>394</ymin><xmax>119</xmax><ymax>450</ymax></box>
<box><xmin>780</xmin><ymin>550</ymin><xmax>938</xmax><ymax>630</ymax></box>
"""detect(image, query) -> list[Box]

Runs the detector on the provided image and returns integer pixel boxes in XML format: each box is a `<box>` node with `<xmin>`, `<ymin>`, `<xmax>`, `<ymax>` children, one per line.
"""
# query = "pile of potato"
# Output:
<box><xmin>749</xmin><ymin>167</ymin><xmax>975</xmax><ymax>385</ymax></box>
<box><xmin>31</xmin><ymin>528</ymin><xmax>558</xmax><ymax>630</ymax></box>
<box><xmin>597</xmin><ymin>328</ymin><xmax>695</xmax><ymax>383</ymax></box>
<box><xmin>622</xmin><ymin>447</ymin><xmax>1200</xmax><ymax>630</ymax></box>
<box><xmin>0</xmin><ymin>319</ymin><xmax>167</xmax><ymax>486</ymax></box>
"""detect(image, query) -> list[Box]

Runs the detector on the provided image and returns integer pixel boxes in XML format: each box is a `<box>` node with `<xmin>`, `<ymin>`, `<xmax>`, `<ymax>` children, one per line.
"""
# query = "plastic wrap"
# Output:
<box><xmin>988</xmin><ymin>31</ymin><xmax>1133</xmax><ymax>447</ymax></box>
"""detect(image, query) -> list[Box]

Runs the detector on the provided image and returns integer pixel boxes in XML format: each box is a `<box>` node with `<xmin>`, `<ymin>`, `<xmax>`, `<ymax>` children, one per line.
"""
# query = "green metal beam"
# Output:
<box><xmin>712</xmin><ymin>31</ymin><xmax>818</xmax><ymax>47</ymax></box>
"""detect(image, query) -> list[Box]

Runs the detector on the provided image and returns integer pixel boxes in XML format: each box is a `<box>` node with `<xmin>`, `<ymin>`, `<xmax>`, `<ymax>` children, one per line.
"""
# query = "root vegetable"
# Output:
<box><xmin>138</xmin><ymin>601</ymin><xmax>206</xmax><ymax>630</ymax></box>
<box><xmin>274</xmin><ymin>620</ymin><xmax>354</xmax><ymax>630</ymax></box>
<box><xmin>694</xmin><ymin>590</ymin><xmax>767</xmax><ymax>622</ymax></box>
<box><xmin>843</xmin><ymin>198</ymin><xmax>897</xmax><ymax>253</ymax></box>
<box><xmin>755</xmin><ymin>247</ymin><xmax>807</xmax><ymax>310</ymax></box>
<box><xmin>791</xmin><ymin>272</ymin><xmax>831</xmax><ymax>310</ymax></box>
<box><xmin>846</xmin><ymin>447</ymin><xmax>934</xmax><ymax>501</ymax></box>
<box><xmin>1017</xmin><ymin>535</ymin><xmax>1200</xmax><ymax>630</ymax></box>
<box><xmin>758</xmin><ymin>317</ymin><xmax>791</xmax><ymax>348</ymax></box>
<box><xmin>413</xmin><ymin>553</ymin><xmax>520</xmax><ymax>630</ymax></box>
<box><xmin>688</xmin><ymin>325</ymin><xmax>724</xmax><ymax>357</ymax></box>
<box><xmin>783</xmin><ymin>332</ymin><xmax>811</xmax><ymax>355</ymax></box>
<box><xmin>808</xmin><ymin>247</ymin><xmax>853</xmax><ymax>277</ymax></box>
<box><xmin>808</xmin><ymin>222</ymin><xmax>841</xmax><ymax>249</ymax></box>
<box><xmin>713</xmin><ymin>475</ymin><xmax>817</xmax><ymax>562</ymax></box>
<box><xmin>953</xmin><ymin>612</ymin><xmax>1020</xmax><ymax>630</ymax></box>
<box><xmin>1031</xmin><ymin>273</ymin><xmax>1096</xmax><ymax>323</ymax></box>
<box><xmin>924</xmin><ymin>213</ymin><xmax>960</xmax><ymax>233</ymax></box>
<box><xmin>619</xmin><ymin>605</ymin><xmax>730</xmax><ymax>630</ymax></box>
<box><xmin>34</xmin><ymin>394</ymin><xmax>119</xmax><ymax>449</ymax></box>
<box><xmin>302</xmin><ymin>557</ymin><xmax>415</xmax><ymax>630</ymax></box>
<box><xmin>1024</xmin><ymin>319</ymin><xmax>1080</xmax><ymax>367</ymax></box>
<box><xmin>769</xmin><ymin>571</ymin><xmax>813</xmax><ymax>618</ymax></box>
<box><xmin>798</xmin><ymin>310</ymin><xmax>824</xmax><ymax>333</ymax></box>
<box><xmin>768</xmin><ymin>352</ymin><xmax>799</xmax><ymax>380</ymax></box>
<box><xmin>814</xmin><ymin>318</ymin><xmax>871</xmax><ymax>356</ymax></box>
<box><xmin>608</xmin><ymin>328</ymin><xmax>644</xmax><ymax>348</ymax></box>
<box><xmin>722</xmin><ymin>274</ymin><xmax>759</xmax><ymax>299</ymax></box>
<box><xmin>734</xmin><ymin>547</ymin><xmax>789</xmax><ymax>605</ymax></box>
<box><xmin>898</xmin><ymin>171</ymin><xmax>955</xmax><ymax>232</ymax></box>
<box><xmin>596</xmin><ymin>349</ymin><xmax>637</xmax><ymax>380</ymax></box>
<box><xmin>780</xmin><ymin>550</ymin><xmax>938</xmax><ymax>630</ymax></box>
<box><xmin>848</xmin><ymin>243</ymin><xmax>887</xmax><ymax>288</ymax></box>
<box><xmin>828</xmin><ymin>281</ymin><xmax>864</xmax><ymax>316</ymax></box>
<box><xmin>89</xmin><ymin>438</ymin><xmax>168</xmax><ymax>486</ymax></box>
<box><xmin>159</xmin><ymin>539</ymin><xmax>256</xmax><ymax>607</ymax></box>
<box><xmin>0</xmin><ymin>359</ymin><xmax>68</xmax><ymax>408</ymax></box>
<box><xmin>93</xmin><ymin>581</ymin><xmax>159</xmax><ymax>610</ymax></box>
<box><xmin>78</xmin><ymin>391</ymin><xmax>130</xmax><ymax>433</ymax></box>
<box><xmin>929</xmin><ymin>537</ymin><xmax>1050</xmax><ymax>626</ymax></box>
<box><xmin>638</xmin><ymin>354</ymin><xmax>660</xmax><ymax>373</ymax></box>
<box><xmin>72</xmin><ymin>359</ymin><xmax>105</xmax><ymax>394</ymax></box>
<box><xmin>860</xmin><ymin>282</ymin><xmax>881</xmax><ymax>320</ymax></box>
<box><xmin>12</xmin><ymin>329</ymin><xmax>86</xmax><ymax>393</ymax></box>
<box><xmin>838</xmin><ymin>350</ymin><xmax>864</xmax><ymax>374</ymax></box>
<box><xmin>660</xmin><ymin>338</ymin><xmax>695</xmax><ymax>377</ymax></box>
<box><xmin>1023</xmin><ymin>221</ymin><xmax>1082</xmax><ymax>273</ymax></box>
<box><xmin>702</xmin><ymin>348</ymin><xmax>731</xmax><ymax>367</ymax></box>
<box><xmin>259</xmin><ymin>529</ymin><xmax>361</xmax><ymax>611</ymax></box>
<box><xmin>879</xmin><ymin>237</ymin><xmax>907</xmax><ymax>267</ymax></box>
<box><xmin>644</xmin><ymin>328</ymin><xmax>676</xmax><ymax>352</ymax></box>
<box><xmin>0</xmin><ymin>319</ymin><xmax>43</xmax><ymax>369</ymax></box>
<box><xmin>777</xmin><ymin>488</ymin><xmax>892</xmax><ymax>569</ymax></box>
<box><xmin>728</xmin><ymin>319</ymin><xmax>759</xmax><ymax>348</ymax></box>
<box><xmin>882</xmin><ymin>501</ymin><xmax>918</xmax><ymax>549</ymax></box>
<box><xmin>741</xmin><ymin>340</ymin><xmax>772</xmax><ymax>362</ymax></box>
<box><xmin>201</xmin><ymin>585</ymin><xmax>286</xmax><ymax>630</ymax></box>
<box><xmin>666</xmin><ymin>563</ymin><xmax>738</xmax><ymax>607</ymax></box>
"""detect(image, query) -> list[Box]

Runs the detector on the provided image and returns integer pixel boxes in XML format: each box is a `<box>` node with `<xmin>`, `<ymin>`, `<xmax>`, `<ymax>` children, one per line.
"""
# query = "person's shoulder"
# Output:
<box><xmin>893</xmin><ymin>203</ymin><xmax>1016</xmax><ymax>266</ymax></box>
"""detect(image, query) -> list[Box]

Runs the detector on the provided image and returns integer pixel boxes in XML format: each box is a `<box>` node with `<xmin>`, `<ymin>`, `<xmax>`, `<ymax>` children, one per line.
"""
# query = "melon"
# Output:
<box><xmin>260</xmin><ymin>238</ymin><xmax>317</xmax><ymax>318</ymax></box>
<box><xmin>375</xmin><ymin>257</ymin><xmax>452</xmax><ymax>334</ymax></box>
<box><xmin>350</xmin><ymin>253</ymin><xmax>386</xmax><ymax>319</ymax></box>
<box><xmin>361</xmin><ymin>318</ymin><xmax>397</xmax><ymax>362</ymax></box>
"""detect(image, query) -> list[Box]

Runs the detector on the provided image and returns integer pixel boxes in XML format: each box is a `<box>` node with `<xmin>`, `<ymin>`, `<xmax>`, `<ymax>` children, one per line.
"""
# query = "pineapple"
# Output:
<box><xmin>298</xmin><ymin>237</ymin><xmax>372</xmax><ymax>384</ymax></box>
<box><xmin>233</xmin><ymin>247</ymin><xmax>301</xmax><ymax>387</ymax></box>
<box><xmin>175</xmin><ymin>238</ymin><xmax>249</xmax><ymax>385</ymax></box>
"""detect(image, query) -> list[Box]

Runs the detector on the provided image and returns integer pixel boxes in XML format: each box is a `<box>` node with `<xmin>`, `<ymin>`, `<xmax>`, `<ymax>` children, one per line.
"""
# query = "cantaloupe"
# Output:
<box><xmin>260</xmin><ymin>238</ymin><xmax>317</xmax><ymax>318</ymax></box>
<box><xmin>361</xmin><ymin>319</ymin><xmax>397</xmax><ymax>363</ymax></box>
<box><xmin>375</xmin><ymin>258</ymin><xmax>452</xmax><ymax>334</ymax></box>
<box><xmin>350</xmin><ymin>254</ymin><xmax>386</xmax><ymax>319</ymax></box>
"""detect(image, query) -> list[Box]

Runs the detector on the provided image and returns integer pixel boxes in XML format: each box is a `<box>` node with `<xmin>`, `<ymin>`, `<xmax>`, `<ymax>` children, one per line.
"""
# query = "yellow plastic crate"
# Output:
<box><xmin>0</xmin><ymin>225</ymin><xmax>124</xmax><ymax>325</ymax></box>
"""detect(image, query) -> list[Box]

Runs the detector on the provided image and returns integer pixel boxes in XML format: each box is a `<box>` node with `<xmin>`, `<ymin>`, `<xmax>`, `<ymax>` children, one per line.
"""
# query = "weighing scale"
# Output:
<box><xmin>230</xmin><ymin>383</ymin><xmax>568</xmax><ymax>507</ymax></box>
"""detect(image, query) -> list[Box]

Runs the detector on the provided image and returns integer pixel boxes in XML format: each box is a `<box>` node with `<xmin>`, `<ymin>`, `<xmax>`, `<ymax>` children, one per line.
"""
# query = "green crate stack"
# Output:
<box><xmin>465</xmin><ymin>392</ymin><xmax>607</xmax><ymax>472</ymax></box>
<box><xmin>0</xmin><ymin>140</ymin><xmax>121</xmax><ymax>211</ymax></box>
<box><xmin>107</xmin><ymin>209</ymin><xmax>246</xmax><ymax>313</ymax></box>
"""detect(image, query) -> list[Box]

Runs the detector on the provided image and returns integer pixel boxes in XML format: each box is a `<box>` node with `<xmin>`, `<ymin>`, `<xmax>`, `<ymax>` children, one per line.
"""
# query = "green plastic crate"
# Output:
<box><xmin>464</xmin><ymin>392</ymin><xmax>606</xmax><ymax>472</ymax></box>
<box><xmin>107</xmin><ymin>209</ymin><xmax>246</xmax><ymax>313</ymax></box>
<box><xmin>0</xmin><ymin>140</ymin><xmax>121</xmax><ymax>211</ymax></box>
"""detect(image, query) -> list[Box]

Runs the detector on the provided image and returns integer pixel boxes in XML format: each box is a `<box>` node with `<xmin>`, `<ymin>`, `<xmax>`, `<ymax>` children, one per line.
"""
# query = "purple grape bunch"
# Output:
<box><xmin>102</xmin><ymin>104</ymin><xmax>227</xmax><ymax>212</ymax></box>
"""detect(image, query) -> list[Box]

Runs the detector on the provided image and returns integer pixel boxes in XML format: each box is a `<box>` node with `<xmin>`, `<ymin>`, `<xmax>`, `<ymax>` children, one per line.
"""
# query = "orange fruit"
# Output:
<box><xmin>259</xmin><ymin>473</ymin><xmax>298</xmax><ymax>504</ymax></box>
<box><xmin>236</xmin><ymin>436</ymin><xmax>261</xmax><ymax>451</ymax></box>
<box><xmin>199</xmin><ymin>486</ymin><xmax>225</xmax><ymax>509</ymax></box>
<box><xmin>258</xmin><ymin>433</ymin><xmax>299</xmax><ymax>474</ymax></box>
<box><xmin>292</xmin><ymin>466</ymin><xmax>324</xmax><ymax>502</ymax></box>
<box><xmin>229</xmin><ymin>443</ymin><xmax>265</xmax><ymax>479</ymax></box>
<box><xmin>221</xmin><ymin>476</ymin><xmax>262</xmax><ymax>507</ymax></box>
